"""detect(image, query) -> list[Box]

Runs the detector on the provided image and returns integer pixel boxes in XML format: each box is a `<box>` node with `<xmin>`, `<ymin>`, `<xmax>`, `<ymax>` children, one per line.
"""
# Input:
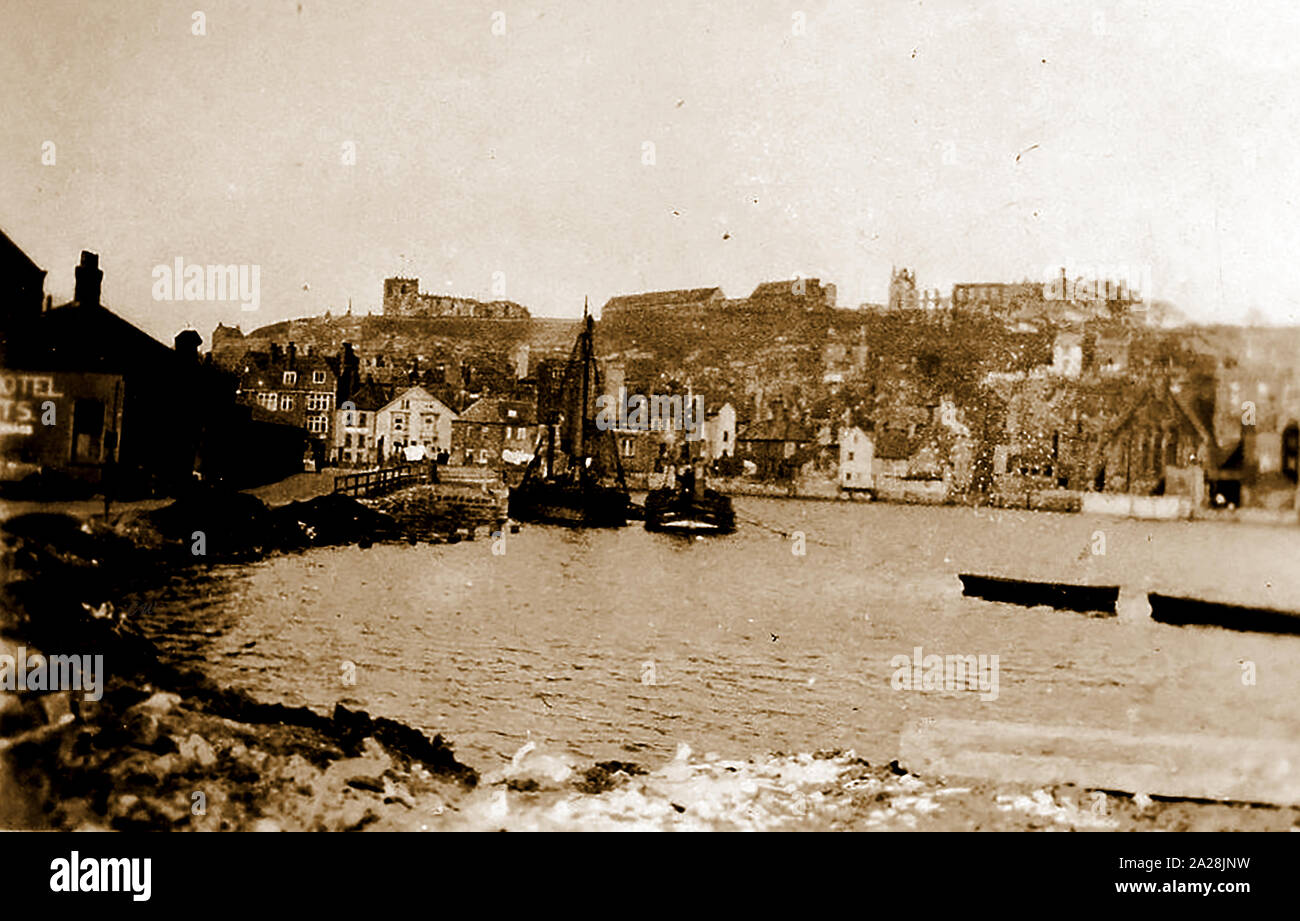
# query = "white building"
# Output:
<box><xmin>838</xmin><ymin>426</ymin><xmax>874</xmax><ymax>490</ymax></box>
<box><xmin>374</xmin><ymin>386</ymin><xmax>456</xmax><ymax>462</ymax></box>
<box><xmin>703</xmin><ymin>402</ymin><xmax>737</xmax><ymax>459</ymax></box>
<box><xmin>1050</xmin><ymin>331</ymin><xmax>1083</xmax><ymax>379</ymax></box>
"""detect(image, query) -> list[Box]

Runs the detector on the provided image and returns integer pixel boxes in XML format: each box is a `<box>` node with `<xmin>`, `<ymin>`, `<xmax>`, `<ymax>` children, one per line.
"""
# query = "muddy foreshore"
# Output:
<box><xmin>3</xmin><ymin>485</ymin><xmax>1299</xmax><ymax>832</ymax></box>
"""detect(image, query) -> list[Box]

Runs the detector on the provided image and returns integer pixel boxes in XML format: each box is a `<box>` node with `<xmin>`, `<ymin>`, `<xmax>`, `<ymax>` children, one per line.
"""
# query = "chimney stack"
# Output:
<box><xmin>286</xmin><ymin>341</ymin><xmax>297</xmax><ymax>368</ymax></box>
<box><xmin>174</xmin><ymin>329</ymin><xmax>202</xmax><ymax>362</ymax></box>
<box><xmin>74</xmin><ymin>250</ymin><xmax>102</xmax><ymax>307</ymax></box>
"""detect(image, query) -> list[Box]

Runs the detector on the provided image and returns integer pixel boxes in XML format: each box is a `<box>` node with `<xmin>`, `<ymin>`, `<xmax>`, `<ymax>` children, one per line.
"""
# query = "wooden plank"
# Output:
<box><xmin>899</xmin><ymin>717</ymin><xmax>1300</xmax><ymax>805</ymax></box>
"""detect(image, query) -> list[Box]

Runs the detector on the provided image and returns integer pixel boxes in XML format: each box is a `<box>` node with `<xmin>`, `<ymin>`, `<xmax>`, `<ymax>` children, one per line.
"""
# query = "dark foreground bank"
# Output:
<box><xmin>0</xmin><ymin>487</ymin><xmax>482</xmax><ymax>830</ymax></box>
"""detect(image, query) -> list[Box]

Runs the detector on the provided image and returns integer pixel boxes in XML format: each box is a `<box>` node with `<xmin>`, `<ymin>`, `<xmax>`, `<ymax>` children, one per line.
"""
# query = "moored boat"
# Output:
<box><xmin>1147</xmin><ymin>593</ymin><xmax>1300</xmax><ymax>636</ymax></box>
<box><xmin>509</xmin><ymin>303</ymin><xmax>630</xmax><ymax>528</ymax></box>
<box><xmin>509</xmin><ymin>479</ymin><xmax>629</xmax><ymax>528</ymax></box>
<box><xmin>958</xmin><ymin>573</ymin><xmax>1119</xmax><ymax>614</ymax></box>
<box><xmin>645</xmin><ymin>463</ymin><xmax>735</xmax><ymax>535</ymax></box>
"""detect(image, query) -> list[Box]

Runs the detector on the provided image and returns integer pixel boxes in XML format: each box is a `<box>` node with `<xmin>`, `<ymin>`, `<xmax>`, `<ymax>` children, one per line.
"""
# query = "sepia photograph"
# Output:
<box><xmin>1</xmin><ymin>0</ymin><xmax>1295</xmax><ymax>898</ymax></box>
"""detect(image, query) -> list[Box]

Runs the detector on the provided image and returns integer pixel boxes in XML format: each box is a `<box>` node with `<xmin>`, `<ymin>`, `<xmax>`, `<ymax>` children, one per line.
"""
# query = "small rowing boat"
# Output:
<box><xmin>1147</xmin><ymin>593</ymin><xmax>1300</xmax><ymax>636</ymax></box>
<box><xmin>958</xmin><ymin>573</ymin><xmax>1119</xmax><ymax>614</ymax></box>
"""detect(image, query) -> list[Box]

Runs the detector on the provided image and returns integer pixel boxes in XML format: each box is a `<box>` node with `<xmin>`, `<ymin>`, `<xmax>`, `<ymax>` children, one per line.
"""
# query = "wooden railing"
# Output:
<box><xmin>333</xmin><ymin>463</ymin><xmax>429</xmax><ymax>498</ymax></box>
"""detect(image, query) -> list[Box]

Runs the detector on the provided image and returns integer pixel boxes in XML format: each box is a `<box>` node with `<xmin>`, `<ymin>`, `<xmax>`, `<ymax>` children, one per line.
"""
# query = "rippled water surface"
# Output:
<box><xmin>135</xmin><ymin>500</ymin><xmax>1300</xmax><ymax>772</ymax></box>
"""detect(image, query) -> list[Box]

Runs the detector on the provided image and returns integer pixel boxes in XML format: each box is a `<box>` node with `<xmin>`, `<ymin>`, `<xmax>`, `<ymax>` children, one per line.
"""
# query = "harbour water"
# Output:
<box><xmin>133</xmin><ymin>499</ymin><xmax>1300</xmax><ymax>776</ymax></box>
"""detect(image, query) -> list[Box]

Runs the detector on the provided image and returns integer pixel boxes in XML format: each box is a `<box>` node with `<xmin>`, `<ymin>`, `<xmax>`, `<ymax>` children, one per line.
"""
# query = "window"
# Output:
<box><xmin>259</xmin><ymin>393</ymin><xmax>278</xmax><ymax>411</ymax></box>
<box><xmin>478</xmin><ymin>449</ymin><xmax>489</xmax><ymax>464</ymax></box>
<box><xmin>71</xmin><ymin>399</ymin><xmax>105</xmax><ymax>463</ymax></box>
<box><xmin>393</xmin><ymin>415</ymin><xmax>405</xmax><ymax>430</ymax></box>
<box><xmin>280</xmin><ymin>394</ymin><xmax>295</xmax><ymax>411</ymax></box>
<box><xmin>307</xmin><ymin>393</ymin><xmax>332</xmax><ymax>411</ymax></box>
<box><xmin>621</xmin><ymin>438</ymin><xmax>635</xmax><ymax>457</ymax></box>
<box><xmin>312</xmin><ymin>370</ymin><xmax>326</xmax><ymax>384</ymax></box>
<box><xmin>422</xmin><ymin>414</ymin><xmax>435</xmax><ymax>427</ymax></box>
<box><xmin>401</xmin><ymin>400</ymin><xmax>410</xmax><ymax>409</ymax></box>
<box><xmin>481</xmin><ymin>426</ymin><xmax>489</xmax><ymax>436</ymax></box>
<box><xmin>307</xmin><ymin>414</ymin><xmax>328</xmax><ymax>435</ymax></box>
<box><xmin>358</xmin><ymin>412</ymin><xmax>367</xmax><ymax>426</ymax></box>
<box><xmin>283</xmin><ymin>371</ymin><xmax>297</xmax><ymax>385</ymax></box>
<box><xmin>847</xmin><ymin>451</ymin><xmax>854</xmax><ymax>462</ymax></box>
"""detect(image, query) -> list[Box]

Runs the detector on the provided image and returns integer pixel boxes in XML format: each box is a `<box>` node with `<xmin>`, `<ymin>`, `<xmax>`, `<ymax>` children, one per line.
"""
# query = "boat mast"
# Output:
<box><xmin>579</xmin><ymin>297</ymin><xmax>591</xmax><ymax>486</ymax></box>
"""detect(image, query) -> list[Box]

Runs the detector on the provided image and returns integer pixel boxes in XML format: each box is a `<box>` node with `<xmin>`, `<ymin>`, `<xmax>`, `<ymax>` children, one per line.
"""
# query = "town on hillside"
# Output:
<box><xmin>3</xmin><ymin>232</ymin><xmax>1297</xmax><ymax>516</ymax></box>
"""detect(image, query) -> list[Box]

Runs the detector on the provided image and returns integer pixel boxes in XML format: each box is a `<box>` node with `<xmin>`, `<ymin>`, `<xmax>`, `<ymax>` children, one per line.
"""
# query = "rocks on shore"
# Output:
<box><xmin>0</xmin><ymin>499</ymin><xmax>478</xmax><ymax>831</ymax></box>
<box><xmin>141</xmin><ymin>486</ymin><xmax>404</xmax><ymax>558</ymax></box>
<box><xmin>367</xmin><ymin>484</ymin><xmax>506</xmax><ymax>542</ymax></box>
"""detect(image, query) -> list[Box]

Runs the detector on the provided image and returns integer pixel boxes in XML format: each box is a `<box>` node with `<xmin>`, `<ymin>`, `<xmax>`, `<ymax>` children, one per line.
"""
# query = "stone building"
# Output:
<box><xmin>237</xmin><ymin>343</ymin><xmax>338</xmax><ymax>462</ymax></box>
<box><xmin>1098</xmin><ymin>381</ymin><xmax>1215</xmax><ymax>496</ymax></box>
<box><xmin>333</xmin><ymin>379</ymin><xmax>391</xmax><ymax>467</ymax></box>
<box><xmin>382</xmin><ymin>277</ymin><xmax>529</xmax><ymax>319</ymax></box>
<box><xmin>887</xmin><ymin>268</ymin><xmax>919</xmax><ymax>311</ymax></box>
<box><xmin>451</xmin><ymin>398</ymin><xmax>537</xmax><ymax>468</ymax></box>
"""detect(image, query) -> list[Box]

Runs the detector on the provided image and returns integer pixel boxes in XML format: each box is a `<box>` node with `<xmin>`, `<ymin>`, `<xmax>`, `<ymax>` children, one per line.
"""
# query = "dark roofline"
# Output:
<box><xmin>0</xmin><ymin>226</ymin><xmax>45</xmax><ymax>274</ymax></box>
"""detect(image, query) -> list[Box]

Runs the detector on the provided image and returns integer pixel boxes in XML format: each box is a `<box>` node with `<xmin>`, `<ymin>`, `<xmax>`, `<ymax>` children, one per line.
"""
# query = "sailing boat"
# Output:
<box><xmin>508</xmin><ymin>302</ymin><xmax>630</xmax><ymax>527</ymax></box>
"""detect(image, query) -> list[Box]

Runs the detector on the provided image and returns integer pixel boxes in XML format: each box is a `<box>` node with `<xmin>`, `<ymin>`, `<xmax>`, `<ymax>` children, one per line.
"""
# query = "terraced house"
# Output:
<box><xmin>451</xmin><ymin>398</ymin><xmax>536</xmax><ymax>469</ymax></box>
<box><xmin>236</xmin><ymin>342</ymin><xmax>337</xmax><ymax>465</ymax></box>
<box><xmin>332</xmin><ymin>378</ymin><xmax>390</xmax><ymax>467</ymax></box>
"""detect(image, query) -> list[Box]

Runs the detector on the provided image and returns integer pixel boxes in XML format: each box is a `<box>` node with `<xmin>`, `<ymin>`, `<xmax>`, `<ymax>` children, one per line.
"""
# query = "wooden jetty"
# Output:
<box><xmin>333</xmin><ymin>463</ymin><xmax>429</xmax><ymax>498</ymax></box>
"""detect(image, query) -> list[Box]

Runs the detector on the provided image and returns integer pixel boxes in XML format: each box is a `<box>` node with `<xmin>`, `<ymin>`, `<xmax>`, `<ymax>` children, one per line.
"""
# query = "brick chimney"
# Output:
<box><xmin>174</xmin><ymin>329</ymin><xmax>202</xmax><ymax>361</ymax></box>
<box><xmin>74</xmin><ymin>250</ymin><xmax>102</xmax><ymax>307</ymax></box>
<box><xmin>286</xmin><ymin>341</ymin><xmax>297</xmax><ymax>368</ymax></box>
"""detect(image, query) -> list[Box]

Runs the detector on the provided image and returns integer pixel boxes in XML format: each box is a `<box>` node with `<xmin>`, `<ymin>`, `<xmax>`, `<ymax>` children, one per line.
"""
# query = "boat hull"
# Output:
<box><xmin>644</xmin><ymin>487</ymin><xmax>736</xmax><ymax>535</ymax></box>
<box><xmin>509</xmin><ymin>482</ymin><xmax>628</xmax><ymax>528</ymax></box>
<box><xmin>1148</xmin><ymin>593</ymin><xmax>1300</xmax><ymax>636</ymax></box>
<box><xmin>959</xmin><ymin>573</ymin><xmax>1119</xmax><ymax>614</ymax></box>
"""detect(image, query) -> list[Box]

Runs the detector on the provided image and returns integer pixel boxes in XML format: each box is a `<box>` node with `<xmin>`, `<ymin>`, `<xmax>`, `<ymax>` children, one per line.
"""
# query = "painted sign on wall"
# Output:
<box><xmin>0</xmin><ymin>372</ymin><xmax>63</xmax><ymax>437</ymax></box>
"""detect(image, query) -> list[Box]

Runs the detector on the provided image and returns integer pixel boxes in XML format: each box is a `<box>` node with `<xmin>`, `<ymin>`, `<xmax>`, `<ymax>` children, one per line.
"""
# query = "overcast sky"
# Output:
<box><xmin>4</xmin><ymin>0</ymin><xmax>1298</xmax><ymax>342</ymax></box>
